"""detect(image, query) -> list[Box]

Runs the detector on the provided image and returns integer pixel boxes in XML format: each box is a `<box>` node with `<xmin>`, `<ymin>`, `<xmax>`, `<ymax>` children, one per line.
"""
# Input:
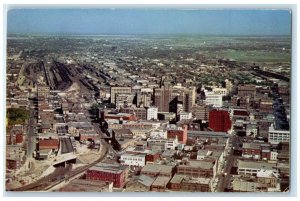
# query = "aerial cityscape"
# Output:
<box><xmin>5</xmin><ymin>9</ymin><xmax>291</xmax><ymax>192</ymax></box>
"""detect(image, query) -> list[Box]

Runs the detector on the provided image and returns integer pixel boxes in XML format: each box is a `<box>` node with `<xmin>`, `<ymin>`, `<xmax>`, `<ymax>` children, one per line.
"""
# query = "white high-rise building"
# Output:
<box><xmin>147</xmin><ymin>107</ymin><xmax>158</xmax><ymax>120</ymax></box>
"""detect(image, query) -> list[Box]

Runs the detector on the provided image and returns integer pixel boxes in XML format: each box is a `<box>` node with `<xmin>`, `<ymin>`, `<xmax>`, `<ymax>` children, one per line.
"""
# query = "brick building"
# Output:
<box><xmin>167</xmin><ymin>125</ymin><xmax>188</xmax><ymax>144</ymax></box>
<box><xmin>237</xmin><ymin>84</ymin><xmax>256</xmax><ymax>99</ymax></box>
<box><xmin>120</xmin><ymin>107</ymin><xmax>147</xmax><ymax>120</ymax></box>
<box><xmin>79</xmin><ymin>131</ymin><xmax>99</xmax><ymax>142</ymax></box>
<box><xmin>86</xmin><ymin>162</ymin><xmax>128</xmax><ymax>188</ymax></box>
<box><xmin>209</xmin><ymin>109</ymin><xmax>231</xmax><ymax>132</ymax></box>
<box><xmin>169</xmin><ymin>174</ymin><xmax>211</xmax><ymax>192</ymax></box>
<box><xmin>145</xmin><ymin>151</ymin><xmax>160</xmax><ymax>164</ymax></box>
<box><xmin>242</xmin><ymin>142</ymin><xmax>272</xmax><ymax>160</ymax></box>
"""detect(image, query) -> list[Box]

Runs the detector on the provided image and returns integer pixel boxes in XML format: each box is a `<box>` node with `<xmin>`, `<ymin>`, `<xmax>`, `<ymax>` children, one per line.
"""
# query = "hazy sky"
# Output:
<box><xmin>7</xmin><ymin>9</ymin><xmax>292</xmax><ymax>35</ymax></box>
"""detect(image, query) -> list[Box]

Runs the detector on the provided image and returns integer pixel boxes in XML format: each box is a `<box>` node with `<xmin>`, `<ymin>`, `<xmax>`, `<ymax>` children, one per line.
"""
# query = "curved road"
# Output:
<box><xmin>12</xmin><ymin>139</ymin><xmax>109</xmax><ymax>191</ymax></box>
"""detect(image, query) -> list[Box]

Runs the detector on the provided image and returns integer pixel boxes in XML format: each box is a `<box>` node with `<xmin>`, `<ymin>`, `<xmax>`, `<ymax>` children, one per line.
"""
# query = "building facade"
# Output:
<box><xmin>147</xmin><ymin>107</ymin><xmax>158</xmax><ymax>120</ymax></box>
<box><xmin>86</xmin><ymin>163</ymin><xmax>128</xmax><ymax>188</ymax></box>
<box><xmin>209</xmin><ymin>109</ymin><xmax>231</xmax><ymax>132</ymax></box>
<box><xmin>110</xmin><ymin>86</ymin><xmax>132</xmax><ymax>104</ymax></box>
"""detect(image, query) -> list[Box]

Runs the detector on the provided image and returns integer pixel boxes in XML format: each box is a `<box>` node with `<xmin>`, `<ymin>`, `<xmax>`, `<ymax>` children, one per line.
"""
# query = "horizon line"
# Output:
<box><xmin>7</xmin><ymin>32</ymin><xmax>292</xmax><ymax>37</ymax></box>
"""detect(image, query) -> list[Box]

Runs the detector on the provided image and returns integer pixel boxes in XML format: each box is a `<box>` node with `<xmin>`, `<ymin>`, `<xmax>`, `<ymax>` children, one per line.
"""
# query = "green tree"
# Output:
<box><xmin>7</xmin><ymin>108</ymin><xmax>29</xmax><ymax>125</ymax></box>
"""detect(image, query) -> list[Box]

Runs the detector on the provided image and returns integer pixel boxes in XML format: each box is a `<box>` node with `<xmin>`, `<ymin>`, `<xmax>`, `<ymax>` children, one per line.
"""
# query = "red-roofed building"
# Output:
<box><xmin>38</xmin><ymin>139</ymin><xmax>59</xmax><ymax>150</ymax></box>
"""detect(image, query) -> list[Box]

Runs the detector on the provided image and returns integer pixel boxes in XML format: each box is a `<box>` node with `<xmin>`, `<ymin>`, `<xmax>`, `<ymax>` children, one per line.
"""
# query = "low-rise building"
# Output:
<box><xmin>6</xmin><ymin>144</ymin><xmax>25</xmax><ymax>170</ymax></box>
<box><xmin>151</xmin><ymin>176</ymin><xmax>171</xmax><ymax>192</ymax></box>
<box><xmin>169</xmin><ymin>174</ymin><xmax>211</xmax><ymax>192</ymax></box>
<box><xmin>141</xmin><ymin>164</ymin><xmax>174</xmax><ymax>178</ymax></box>
<box><xmin>125</xmin><ymin>175</ymin><xmax>155</xmax><ymax>192</ymax></box>
<box><xmin>38</xmin><ymin>139</ymin><xmax>59</xmax><ymax>151</ymax></box>
<box><xmin>167</xmin><ymin>124</ymin><xmax>188</xmax><ymax>145</ymax></box>
<box><xmin>120</xmin><ymin>153</ymin><xmax>146</xmax><ymax>167</ymax></box>
<box><xmin>177</xmin><ymin>160</ymin><xmax>216</xmax><ymax>178</ymax></box>
<box><xmin>164</xmin><ymin>137</ymin><xmax>179</xmax><ymax>150</ymax></box>
<box><xmin>237</xmin><ymin>160</ymin><xmax>277</xmax><ymax>176</ymax></box>
<box><xmin>179</xmin><ymin>112</ymin><xmax>193</xmax><ymax>121</ymax></box>
<box><xmin>112</xmin><ymin>129</ymin><xmax>134</xmax><ymax>140</ymax></box>
<box><xmin>86</xmin><ymin>162</ymin><xmax>128</xmax><ymax>188</ymax></box>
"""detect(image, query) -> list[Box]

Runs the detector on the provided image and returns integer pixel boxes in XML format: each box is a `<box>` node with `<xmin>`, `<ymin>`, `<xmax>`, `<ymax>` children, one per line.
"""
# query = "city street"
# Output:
<box><xmin>26</xmin><ymin>100</ymin><xmax>37</xmax><ymax>158</ymax></box>
<box><xmin>216</xmin><ymin>135</ymin><xmax>239</xmax><ymax>192</ymax></box>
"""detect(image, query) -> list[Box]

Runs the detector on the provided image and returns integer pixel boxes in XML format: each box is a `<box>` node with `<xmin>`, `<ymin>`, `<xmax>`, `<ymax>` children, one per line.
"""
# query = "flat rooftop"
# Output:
<box><xmin>89</xmin><ymin>167</ymin><xmax>122</xmax><ymax>174</ymax></box>
<box><xmin>237</xmin><ymin>160</ymin><xmax>276</xmax><ymax>170</ymax></box>
<box><xmin>151</xmin><ymin>176</ymin><xmax>171</xmax><ymax>187</ymax></box>
<box><xmin>141</xmin><ymin>164</ymin><xmax>173</xmax><ymax>174</ymax></box>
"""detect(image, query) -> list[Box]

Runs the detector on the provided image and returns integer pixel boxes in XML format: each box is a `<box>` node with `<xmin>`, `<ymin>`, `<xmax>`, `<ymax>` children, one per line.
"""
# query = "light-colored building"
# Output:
<box><xmin>237</xmin><ymin>160</ymin><xmax>277</xmax><ymax>176</ymax></box>
<box><xmin>120</xmin><ymin>153</ymin><xmax>146</xmax><ymax>167</ymax></box>
<box><xmin>147</xmin><ymin>107</ymin><xmax>158</xmax><ymax>120</ymax></box>
<box><xmin>212</xmin><ymin>87</ymin><xmax>228</xmax><ymax>96</ymax></box>
<box><xmin>179</xmin><ymin>112</ymin><xmax>193</xmax><ymax>121</ymax></box>
<box><xmin>164</xmin><ymin>137</ymin><xmax>179</xmax><ymax>150</ymax></box>
<box><xmin>150</xmin><ymin>129</ymin><xmax>167</xmax><ymax>139</ymax></box>
<box><xmin>110</xmin><ymin>86</ymin><xmax>132</xmax><ymax>104</ymax></box>
<box><xmin>270</xmin><ymin>151</ymin><xmax>278</xmax><ymax>161</ymax></box>
<box><xmin>268</xmin><ymin>124</ymin><xmax>290</xmax><ymax>144</ymax></box>
<box><xmin>225</xmin><ymin>79</ymin><xmax>232</xmax><ymax>93</ymax></box>
<box><xmin>205</xmin><ymin>92</ymin><xmax>223</xmax><ymax>108</ymax></box>
<box><xmin>246</xmin><ymin>123</ymin><xmax>258</xmax><ymax>137</ymax></box>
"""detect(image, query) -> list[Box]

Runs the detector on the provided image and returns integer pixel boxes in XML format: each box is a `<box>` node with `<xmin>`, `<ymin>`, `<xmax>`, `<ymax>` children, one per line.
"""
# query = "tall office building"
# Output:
<box><xmin>183</xmin><ymin>87</ymin><xmax>196</xmax><ymax>112</ymax></box>
<box><xmin>154</xmin><ymin>76</ymin><xmax>173</xmax><ymax>112</ymax></box>
<box><xmin>191</xmin><ymin>104</ymin><xmax>209</xmax><ymax>121</ymax></box>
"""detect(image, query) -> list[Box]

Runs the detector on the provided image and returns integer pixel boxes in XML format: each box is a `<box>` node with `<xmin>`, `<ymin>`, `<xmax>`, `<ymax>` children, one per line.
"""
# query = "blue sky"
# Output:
<box><xmin>7</xmin><ymin>9</ymin><xmax>291</xmax><ymax>35</ymax></box>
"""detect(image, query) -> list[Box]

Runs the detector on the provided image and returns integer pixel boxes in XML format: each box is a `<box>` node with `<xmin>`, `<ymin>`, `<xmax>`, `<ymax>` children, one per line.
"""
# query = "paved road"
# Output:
<box><xmin>26</xmin><ymin>101</ymin><xmax>37</xmax><ymax>158</ymax></box>
<box><xmin>216</xmin><ymin>134</ymin><xmax>244</xmax><ymax>192</ymax></box>
<box><xmin>60</xmin><ymin>137</ymin><xmax>74</xmax><ymax>154</ymax></box>
<box><xmin>216</xmin><ymin>135</ymin><xmax>239</xmax><ymax>192</ymax></box>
